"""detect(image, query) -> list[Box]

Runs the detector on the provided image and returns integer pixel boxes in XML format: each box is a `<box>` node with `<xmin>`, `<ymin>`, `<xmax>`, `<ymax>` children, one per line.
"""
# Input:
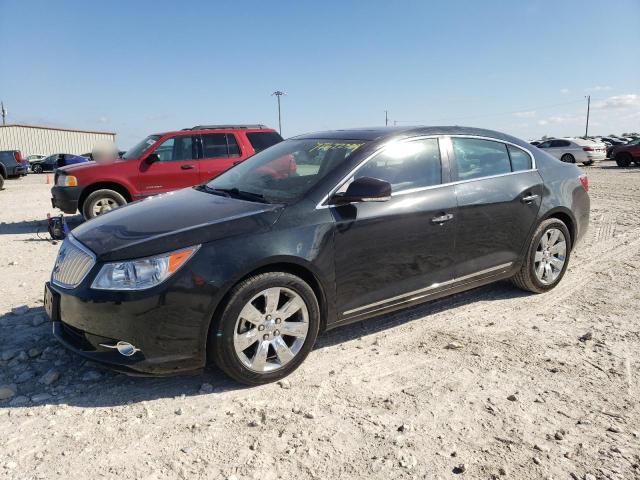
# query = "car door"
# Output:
<box><xmin>137</xmin><ymin>134</ymin><xmax>200</xmax><ymax>196</ymax></box>
<box><xmin>198</xmin><ymin>133</ymin><xmax>243</xmax><ymax>183</ymax></box>
<box><xmin>448</xmin><ymin>136</ymin><xmax>542</xmax><ymax>279</ymax></box>
<box><xmin>331</xmin><ymin>137</ymin><xmax>458</xmax><ymax>321</ymax></box>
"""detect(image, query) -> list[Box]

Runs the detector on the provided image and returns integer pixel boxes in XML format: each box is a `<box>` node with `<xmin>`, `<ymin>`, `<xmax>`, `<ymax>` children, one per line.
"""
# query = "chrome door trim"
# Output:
<box><xmin>341</xmin><ymin>262</ymin><xmax>513</xmax><ymax>318</ymax></box>
<box><xmin>316</xmin><ymin>134</ymin><xmax>537</xmax><ymax>209</ymax></box>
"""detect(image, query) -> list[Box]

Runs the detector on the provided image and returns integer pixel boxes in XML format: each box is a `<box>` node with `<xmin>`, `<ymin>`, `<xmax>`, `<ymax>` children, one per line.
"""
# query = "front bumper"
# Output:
<box><xmin>51</xmin><ymin>186</ymin><xmax>82</xmax><ymax>214</ymax></box>
<box><xmin>47</xmin><ymin>278</ymin><xmax>212</xmax><ymax>376</ymax></box>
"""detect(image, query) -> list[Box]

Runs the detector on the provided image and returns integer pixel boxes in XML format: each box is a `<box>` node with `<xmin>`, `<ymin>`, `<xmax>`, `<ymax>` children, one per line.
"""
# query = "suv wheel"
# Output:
<box><xmin>615</xmin><ymin>153</ymin><xmax>632</xmax><ymax>168</ymax></box>
<box><xmin>512</xmin><ymin>218</ymin><xmax>572</xmax><ymax>294</ymax></box>
<box><xmin>211</xmin><ymin>272</ymin><xmax>320</xmax><ymax>385</ymax></box>
<box><xmin>560</xmin><ymin>153</ymin><xmax>575</xmax><ymax>163</ymax></box>
<box><xmin>32</xmin><ymin>164</ymin><xmax>43</xmax><ymax>174</ymax></box>
<box><xmin>0</xmin><ymin>175</ymin><xmax>4</xmax><ymax>190</ymax></box>
<box><xmin>82</xmin><ymin>189</ymin><xmax>127</xmax><ymax>220</ymax></box>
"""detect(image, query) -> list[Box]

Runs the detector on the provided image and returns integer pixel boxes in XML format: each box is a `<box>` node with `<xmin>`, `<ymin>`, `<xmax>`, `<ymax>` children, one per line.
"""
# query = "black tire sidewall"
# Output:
<box><xmin>561</xmin><ymin>154</ymin><xmax>575</xmax><ymax>164</ymax></box>
<box><xmin>82</xmin><ymin>189</ymin><xmax>126</xmax><ymax>219</ymax></box>
<box><xmin>212</xmin><ymin>272</ymin><xmax>320</xmax><ymax>385</ymax></box>
<box><xmin>526</xmin><ymin>219</ymin><xmax>572</xmax><ymax>292</ymax></box>
<box><xmin>616</xmin><ymin>154</ymin><xmax>631</xmax><ymax>167</ymax></box>
<box><xmin>33</xmin><ymin>164</ymin><xmax>43</xmax><ymax>174</ymax></box>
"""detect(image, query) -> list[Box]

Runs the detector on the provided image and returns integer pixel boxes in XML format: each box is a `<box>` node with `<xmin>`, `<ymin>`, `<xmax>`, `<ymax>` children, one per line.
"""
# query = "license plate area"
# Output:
<box><xmin>44</xmin><ymin>282</ymin><xmax>60</xmax><ymax>322</ymax></box>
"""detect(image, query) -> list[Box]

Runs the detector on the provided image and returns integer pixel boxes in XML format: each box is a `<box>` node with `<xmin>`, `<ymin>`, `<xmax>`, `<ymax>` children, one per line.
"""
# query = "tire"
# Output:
<box><xmin>82</xmin><ymin>189</ymin><xmax>127</xmax><ymax>220</ymax></box>
<box><xmin>615</xmin><ymin>153</ymin><xmax>632</xmax><ymax>168</ymax></box>
<box><xmin>560</xmin><ymin>154</ymin><xmax>575</xmax><ymax>164</ymax></box>
<box><xmin>582</xmin><ymin>160</ymin><xmax>594</xmax><ymax>166</ymax></box>
<box><xmin>0</xmin><ymin>175</ymin><xmax>4</xmax><ymax>190</ymax></box>
<box><xmin>32</xmin><ymin>164</ymin><xmax>43</xmax><ymax>174</ymax></box>
<box><xmin>210</xmin><ymin>272</ymin><xmax>320</xmax><ymax>385</ymax></box>
<box><xmin>512</xmin><ymin>218</ymin><xmax>572</xmax><ymax>294</ymax></box>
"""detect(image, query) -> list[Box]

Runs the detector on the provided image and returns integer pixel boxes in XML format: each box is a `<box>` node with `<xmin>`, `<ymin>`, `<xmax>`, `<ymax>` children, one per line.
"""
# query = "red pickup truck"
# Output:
<box><xmin>51</xmin><ymin>125</ymin><xmax>282</xmax><ymax>219</ymax></box>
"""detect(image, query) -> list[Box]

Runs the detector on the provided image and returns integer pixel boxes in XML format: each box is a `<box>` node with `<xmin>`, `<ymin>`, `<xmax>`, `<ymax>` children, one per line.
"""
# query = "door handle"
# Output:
<box><xmin>181</xmin><ymin>164</ymin><xmax>195</xmax><ymax>170</ymax></box>
<box><xmin>431</xmin><ymin>213</ymin><xmax>454</xmax><ymax>224</ymax></box>
<box><xmin>521</xmin><ymin>194</ymin><xmax>539</xmax><ymax>203</ymax></box>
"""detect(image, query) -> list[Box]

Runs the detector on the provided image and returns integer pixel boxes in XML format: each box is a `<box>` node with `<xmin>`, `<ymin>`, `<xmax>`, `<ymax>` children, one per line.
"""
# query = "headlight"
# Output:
<box><xmin>91</xmin><ymin>245</ymin><xmax>200</xmax><ymax>290</ymax></box>
<box><xmin>56</xmin><ymin>175</ymin><xmax>78</xmax><ymax>187</ymax></box>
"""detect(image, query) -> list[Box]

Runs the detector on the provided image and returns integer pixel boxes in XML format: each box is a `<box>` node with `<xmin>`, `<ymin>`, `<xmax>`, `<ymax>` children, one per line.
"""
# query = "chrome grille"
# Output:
<box><xmin>51</xmin><ymin>237</ymin><xmax>95</xmax><ymax>288</ymax></box>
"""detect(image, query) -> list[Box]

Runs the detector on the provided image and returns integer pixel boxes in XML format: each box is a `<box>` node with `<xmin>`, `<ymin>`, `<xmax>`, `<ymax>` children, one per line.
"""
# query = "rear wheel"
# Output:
<box><xmin>615</xmin><ymin>153</ymin><xmax>632</xmax><ymax>167</ymax></box>
<box><xmin>512</xmin><ymin>218</ymin><xmax>572</xmax><ymax>293</ymax></box>
<box><xmin>560</xmin><ymin>154</ymin><xmax>575</xmax><ymax>163</ymax></box>
<box><xmin>82</xmin><ymin>189</ymin><xmax>127</xmax><ymax>220</ymax></box>
<box><xmin>32</xmin><ymin>164</ymin><xmax>43</xmax><ymax>174</ymax></box>
<box><xmin>210</xmin><ymin>272</ymin><xmax>320</xmax><ymax>385</ymax></box>
<box><xmin>582</xmin><ymin>160</ymin><xmax>594</xmax><ymax>166</ymax></box>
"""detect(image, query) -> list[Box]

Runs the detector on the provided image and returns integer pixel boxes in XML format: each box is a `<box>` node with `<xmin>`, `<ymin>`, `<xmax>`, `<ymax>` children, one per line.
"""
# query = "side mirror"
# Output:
<box><xmin>145</xmin><ymin>153</ymin><xmax>160</xmax><ymax>164</ymax></box>
<box><xmin>330</xmin><ymin>177</ymin><xmax>391</xmax><ymax>204</ymax></box>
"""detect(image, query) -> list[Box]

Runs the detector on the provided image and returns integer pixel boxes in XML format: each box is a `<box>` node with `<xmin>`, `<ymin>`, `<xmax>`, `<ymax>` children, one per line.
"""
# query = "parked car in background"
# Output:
<box><xmin>611</xmin><ymin>138</ymin><xmax>640</xmax><ymax>167</ymax></box>
<box><xmin>31</xmin><ymin>153</ymin><xmax>90</xmax><ymax>173</ymax></box>
<box><xmin>536</xmin><ymin>138</ymin><xmax>606</xmax><ymax>165</ymax></box>
<box><xmin>44</xmin><ymin>126</ymin><xmax>590</xmax><ymax>384</ymax></box>
<box><xmin>51</xmin><ymin>124</ymin><xmax>283</xmax><ymax>219</ymax></box>
<box><xmin>25</xmin><ymin>154</ymin><xmax>46</xmax><ymax>168</ymax></box>
<box><xmin>0</xmin><ymin>150</ymin><xmax>28</xmax><ymax>185</ymax></box>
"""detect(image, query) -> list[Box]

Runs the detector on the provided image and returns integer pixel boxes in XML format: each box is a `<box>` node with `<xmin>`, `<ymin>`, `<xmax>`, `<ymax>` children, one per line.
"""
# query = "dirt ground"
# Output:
<box><xmin>0</xmin><ymin>166</ymin><xmax>638</xmax><ymax>480</ymax></box>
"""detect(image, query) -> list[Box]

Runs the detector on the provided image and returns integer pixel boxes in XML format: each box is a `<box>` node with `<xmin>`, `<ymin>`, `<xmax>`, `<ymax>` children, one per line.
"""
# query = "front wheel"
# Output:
<box><xmin>82</xmin><ymin>189</ymin><xmax>127</xmax><ymax>220</ymax></box>
<box><xmin>211</xmin><ymin>272</ymin><xmax>320</xmax><ymax>385</ymax></box>
<box><xmin>32</xmin><ymin>164</ymin><xmax>43</xmax><ymax>174</ymax></box>
<box><xmin>512</xmin><ymin>218</ymin><xmax>572</xmax><ymax>293</ymax></box>
<box><xmin>560</xmin><ymin>154</ymin><xmax>575</xmax><ymax>163</ymax></box>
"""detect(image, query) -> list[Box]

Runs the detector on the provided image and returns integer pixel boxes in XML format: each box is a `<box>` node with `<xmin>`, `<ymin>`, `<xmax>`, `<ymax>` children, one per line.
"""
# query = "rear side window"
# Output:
<box><xmin>202</xmin><ymin>134</ymin><xmax>241</xmax><ymax>158</ymax></box>
<box><xmin>507</xmin><ymin>145</ymin><xmax>532</xmax><ymax>171</ymax></box>
<box><xmin>550</xmin><ymin>139</ymin><xmax>570</xmax><ymax>148</ymax></box>
<box><xmin>452</xmin><ymin>138</ymin><xmax>511</xmax><ymax>181</ymax></box>
<box><xmin>247</xmin><ymin>132</ymin><xmax>284</xmax><ymax>153</ymax></box>
<box><xmin>355</xmin><ymin>138</ymin><xmax>442</xmax><ymax>192</ymax></box>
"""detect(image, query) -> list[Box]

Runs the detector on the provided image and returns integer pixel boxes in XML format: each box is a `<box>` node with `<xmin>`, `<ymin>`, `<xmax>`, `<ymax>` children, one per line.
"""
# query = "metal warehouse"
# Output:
<box><xmin>0</xmin><ymin>124</ymin><xmax>116</xmax><ymax>156</ymax></box>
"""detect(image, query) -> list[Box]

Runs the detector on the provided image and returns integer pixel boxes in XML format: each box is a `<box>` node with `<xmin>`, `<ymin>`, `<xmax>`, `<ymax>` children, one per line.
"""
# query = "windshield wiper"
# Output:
<box><xmin>194</xmin><ymin>184</ymin><xmax>231</xmax><ymax>197</ymax></box>
<box><xmin>214</xmin><ymin>187</ymin><xmax>270</xmax><ymax>204</ymax></box>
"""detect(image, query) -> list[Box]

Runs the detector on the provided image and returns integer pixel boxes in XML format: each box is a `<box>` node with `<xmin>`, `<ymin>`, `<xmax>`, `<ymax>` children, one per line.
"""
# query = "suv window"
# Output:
<box><xmin>154</xmin><ymin>136</ymin><xmax>195</xmax><ymax>162</ymax></box>
<box><xmin>550</xmin><ymin>139</ymin><xmax>570</xmax><ymax>148</ymax></box>
<box><xmin>507</xmin><ymin>145</ymin><xmax>532</xmax><ymax>171</ymax></box>
<box><xmin>201</xmin><ymin>134</ymin><xmax>241</xmax><ymax>158</ymax></box>
<box><xmin>452</xmin><ymin>138</ymin><xmax>511</xmax><ymax>181</ymax></box>
<box><xmin>0</xmin><ymin>151</ymin><xmax>16</xmax><ymax>164</ymax></box>
<box><xmin>247</xmin><ymin>132</ymin><xmax>284</xmax><ymax>153</ymax></box>
<box><xmin>355</xmin><ymin>138</ymin><xmax>441</xmax><ymax>192</ymax></box>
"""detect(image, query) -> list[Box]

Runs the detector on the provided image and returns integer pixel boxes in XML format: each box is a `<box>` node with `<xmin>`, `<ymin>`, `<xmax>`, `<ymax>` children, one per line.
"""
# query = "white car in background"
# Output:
<box><xmin>536</xmin><ymin>138</ymin><xmax>606</xmax><ymax>165</ymax></box>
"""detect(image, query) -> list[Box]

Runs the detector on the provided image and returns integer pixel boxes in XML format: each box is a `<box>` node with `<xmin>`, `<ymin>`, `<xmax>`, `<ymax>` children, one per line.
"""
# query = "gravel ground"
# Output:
<box><xmin>1</xmin><ymin>166</ymin><xmax>639</xmax><ymax>480</ymax></box>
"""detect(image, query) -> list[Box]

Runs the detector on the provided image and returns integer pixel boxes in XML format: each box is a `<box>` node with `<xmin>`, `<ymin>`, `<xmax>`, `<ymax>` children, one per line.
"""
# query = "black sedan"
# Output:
<box><xmin>45</xmin><ymin>126</ymin><xmax>590</xmax><ymax>385</ymax></box>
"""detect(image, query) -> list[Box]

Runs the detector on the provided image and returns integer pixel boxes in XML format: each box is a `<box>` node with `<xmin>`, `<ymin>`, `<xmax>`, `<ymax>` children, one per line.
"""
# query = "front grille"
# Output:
<box><xmin>51</xmin><ymin>237</ymin><xmax>95</xmax><ymax>288</ymax></box>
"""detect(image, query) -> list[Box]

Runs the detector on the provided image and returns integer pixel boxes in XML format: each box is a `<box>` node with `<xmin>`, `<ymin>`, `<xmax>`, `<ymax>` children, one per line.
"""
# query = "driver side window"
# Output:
<box><xmin>153</xmin><ymin>136</ymin><xmax>195</xmax><ymax>162</ymax></box>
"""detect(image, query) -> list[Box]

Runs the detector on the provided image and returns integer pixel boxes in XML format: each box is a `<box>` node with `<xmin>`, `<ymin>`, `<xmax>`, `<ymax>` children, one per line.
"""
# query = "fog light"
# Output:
<box><xmin>99</xmin><ymin>341</ymin><xmax>141</xmax><ymax>357</ymax></box>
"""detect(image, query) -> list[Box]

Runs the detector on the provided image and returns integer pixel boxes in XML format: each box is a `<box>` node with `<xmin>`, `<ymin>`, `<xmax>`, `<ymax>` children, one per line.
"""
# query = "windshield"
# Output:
<box><xmin>122</xmin><ymin>135</ymin><xmax>161</xmax><ymax>159</ymax></box>
<box><xmin>205</xmin><ymin>139</ymin><xmax>367</xmax><ymax>203</ymax></box>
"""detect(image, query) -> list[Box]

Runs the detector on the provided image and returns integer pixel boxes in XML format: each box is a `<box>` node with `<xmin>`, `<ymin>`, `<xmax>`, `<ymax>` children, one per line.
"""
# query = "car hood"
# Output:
<box><xmin>59</xmin><ymin>158</ymin><xmax>132</xmax><ymax>173</ymax></box>
<box><xmin>71</xmin><ymin>187</ymin><xmax>284</xmax><ymax>261</ymax></box>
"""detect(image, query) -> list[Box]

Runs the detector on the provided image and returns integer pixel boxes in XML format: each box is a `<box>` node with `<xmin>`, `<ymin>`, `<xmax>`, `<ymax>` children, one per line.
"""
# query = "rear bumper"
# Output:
<box><xmin>51</xmin><ymin>186</ymin><xmax>82</xmax><ymax>214</ymax></box>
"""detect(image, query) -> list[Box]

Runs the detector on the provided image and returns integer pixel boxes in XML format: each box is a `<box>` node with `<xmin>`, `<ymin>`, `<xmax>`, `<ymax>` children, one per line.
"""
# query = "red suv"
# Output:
<box><xmin>51</xmin><ymin>125</ymin><xmax>283</xmax><ymax>219</ymax></box>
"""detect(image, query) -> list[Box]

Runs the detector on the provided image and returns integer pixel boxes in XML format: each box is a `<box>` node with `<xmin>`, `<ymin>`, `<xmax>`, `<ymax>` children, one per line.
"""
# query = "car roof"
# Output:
<box><xmin>290</xmin><ymin>126</ymin><xmax>527</xmax><ymax>143</ymax></box>
<box><xmin>152</xmin><ymin>125</ymin><xmax>277</xmax><ymax>136</ymax></box>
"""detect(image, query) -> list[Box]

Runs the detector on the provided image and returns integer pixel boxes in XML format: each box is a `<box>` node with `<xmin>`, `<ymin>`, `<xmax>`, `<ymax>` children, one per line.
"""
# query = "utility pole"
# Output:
<box><xmin>271</xmin><ymin>91</ymin><xmax>286</xmax><ymax>136</ymax></box>
<box><xmin>385</xmin><ymin>110</ymin><xmax>388</xmax><ymax>126</ymax></box>
<box><xmin>1</xmin><ymin>101</ymin><xmax>6</xmax><ymax>125</ymax></box>
<box><xmin>584</xmin><ymin>95</ymin><xmax>591</xmax><ymax>139</ymax></box>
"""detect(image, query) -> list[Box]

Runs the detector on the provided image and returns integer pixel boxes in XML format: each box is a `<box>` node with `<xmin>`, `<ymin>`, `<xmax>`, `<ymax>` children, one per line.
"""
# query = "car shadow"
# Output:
<box><xmin>0</xmin><ymin>281</ymin><xmax>526</xmax><ymax>409</ymax></box>
<box><xmin>0</xmin><ymin>215</ymin><xmax>84</xmax><ymax>236</ymax></box>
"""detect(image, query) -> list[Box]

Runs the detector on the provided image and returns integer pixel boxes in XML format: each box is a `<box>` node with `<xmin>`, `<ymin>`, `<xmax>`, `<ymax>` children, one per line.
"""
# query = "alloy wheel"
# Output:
<box><xmin>93</xmin><ymin>198</ymin><xmax>118</xmax><ymax>216</ymax></box>
<box><xmin>233</xmin><ymin>287</ymin><xmax>309</xmax><ymax>372</ymax></box>
<box><xmin>534</xmin><ymin>228</ymin><xmax>567</xmax><ymax>285</ymax></box>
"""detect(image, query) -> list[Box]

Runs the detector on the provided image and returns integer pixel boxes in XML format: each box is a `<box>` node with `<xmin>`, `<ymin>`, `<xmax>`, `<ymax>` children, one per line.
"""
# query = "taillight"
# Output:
<box><xmin>582</xmin><ymin>146</ymin><xmax>594</xmax><ymax>152</ymax></box>
<box><xmin>579</xmin><ymin>174</ymin><xmax>589</xmax><ymax>192</ymax></box>
<box><xmin>14</xmin><ymin>151</ymin><xmax>23</xmax><ymax>163</ymax></box>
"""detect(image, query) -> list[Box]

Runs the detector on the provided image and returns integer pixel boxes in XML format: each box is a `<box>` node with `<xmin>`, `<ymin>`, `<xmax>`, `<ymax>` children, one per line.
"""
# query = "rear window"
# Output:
<box><xmin>0</xmin><ymin>151</ymin><xmax>16</xmax><ymax>164</ymax></box>
<box><xmin>246</xmin><ymin>132</ymin><xmax>284</xmax><ymax>153</ymax></box>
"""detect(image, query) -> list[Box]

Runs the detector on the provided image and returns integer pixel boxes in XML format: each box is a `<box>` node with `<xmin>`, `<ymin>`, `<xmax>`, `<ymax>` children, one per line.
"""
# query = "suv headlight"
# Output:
<box><xmin>56</xmin><ymin>174</ymin><xmax>78</xmax><ymax>187</ymax></box>
<box><xmin>91</xmin><ymin>245</ymin><xmax>200</xmax><ymax>290</ymax></box>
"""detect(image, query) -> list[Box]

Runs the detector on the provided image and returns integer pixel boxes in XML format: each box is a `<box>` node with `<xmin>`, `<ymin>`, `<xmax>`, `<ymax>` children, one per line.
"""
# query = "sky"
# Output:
<box><xmin>1</xmin><ymin>0</ymin><xmax>639</xmax><ymax>148</ymax></box>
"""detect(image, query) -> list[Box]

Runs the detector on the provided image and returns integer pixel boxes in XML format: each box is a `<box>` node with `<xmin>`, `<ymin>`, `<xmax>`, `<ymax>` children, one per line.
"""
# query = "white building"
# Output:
<box><xmin>0</xmin><ymin>124</ymin><xmax>116</xmax><ymax>156</ymax></box>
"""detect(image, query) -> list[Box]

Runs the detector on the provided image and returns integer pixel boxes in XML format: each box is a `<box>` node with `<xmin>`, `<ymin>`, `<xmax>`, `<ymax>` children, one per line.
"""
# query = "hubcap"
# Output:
<box><xmin>233</xmin><ymin>287</ymin><xmax>309</xmax><ymax>373</ymax></box>
<box><xmin>534</xmin><ymin>228</ymin><xmax>566</xmax><ymax>285</ymax></box>
<box><xmin>93</xmin><ymin>198</ymin><xmax>118</xmax><ymax>216</ymax></box>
